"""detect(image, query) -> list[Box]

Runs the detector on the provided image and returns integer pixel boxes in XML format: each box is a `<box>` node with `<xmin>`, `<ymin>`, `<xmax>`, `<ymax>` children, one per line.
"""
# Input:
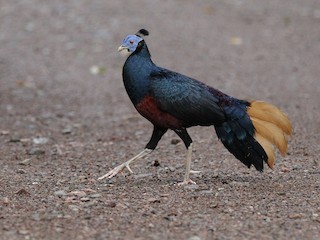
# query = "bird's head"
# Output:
<box><xmin>118</xmin><ymin>29</ymin><xmax>149</xmax><ymax>57</ymax></box>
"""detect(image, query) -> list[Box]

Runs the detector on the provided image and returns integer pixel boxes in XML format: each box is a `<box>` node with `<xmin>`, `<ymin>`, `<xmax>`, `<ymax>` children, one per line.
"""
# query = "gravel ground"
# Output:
<box><xmin>0</xmin><ymin>1</ymin><xmax>320</xmax><ymax>239</ymax></box>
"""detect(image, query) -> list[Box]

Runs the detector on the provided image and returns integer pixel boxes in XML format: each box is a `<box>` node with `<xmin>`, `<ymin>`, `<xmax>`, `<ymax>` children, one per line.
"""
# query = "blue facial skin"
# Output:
<box><xmin>120</xmin><ymin>35</ymin><xmax>143</xmax><ymax>52</ymax></box>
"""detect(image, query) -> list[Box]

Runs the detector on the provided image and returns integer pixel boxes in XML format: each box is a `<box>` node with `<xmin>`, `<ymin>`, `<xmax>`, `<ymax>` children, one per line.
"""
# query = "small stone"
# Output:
<box><xmin>55</xmin><ymin>227</ymin><xmax>64</xmax><ymax>233</ymax></box>
<box><xmin>280</xmin><ymin>166</ymin><xmax>291</xmax><ymax>172</ymax></box>
<box><xmin>18</xmin><ymin>229</ymin><xmax>29</xmax><ymax>235</ymax></box>
<box><xmin>64</xmin><ymin>197</ymin><xmax>79</xmax><ymax>203</ymax></box>
<box><xmin>198</xmin><ymin>190</ymin><xmax>214</xmax><ymax>195</ymax></box>
<box><xmin>17</xmin><ymin>169</ymin><xmax>26</xmax><ymax>174</ymax></box>
<box><xmin>67</xmin><ymin>191</ymin><xmax>87</xmax><ymax>197</ymax></box>
<box><xmin>62</xmin><ymin>127</ymin><xmax>72</xmax><ymax>134</ymax></box>
<box><xmin>9</xmin><ymin>138</ymin><xmax>21</xmax><ymax>143</ymax></box>
<box><xmin>15</xmin><ymin>189</ymin><xmax>30</xmax><ymax>195</ymax></box>
<box><xmin>82</xmin><ymin>188</ymin><xmax>96</xmax><ymax>193</ymax></box>
<box><xmin>90</xmin><ymin>65</ymin><xmax>100</xmax><ymax>75</ymax></box>
<box><xmin>168</xmin><ymin>166</ymin><xmax>176</xmax><ymax>172</ymax></box>
<box><xmin>32</xmin><ymin>137</ymin><xmax>49</xmax><ymax>145</ymax></box>
<box><xmin>68</xmin><ymin>205</ymin><xmax>80</xmax><ymax>211</ymax></box>
<box><xmin>159</xmin><ymin>193</ymin><xmax>170</xmax><ymax>197</ymax></box>
<box><xmin>147</xmin><ymin>197</ymin><xmax>160</xmax><ymax>203</ymax></box>
<box><xmin>19</xmin><ymin>158</ymin><xmax>32</xmax><ymax>165</ymax></box>
<box><xmin>264</xmin><ymin>217</ymin><xmax>271</xmax><ymax>222</ymax></box>
<box><xmin>54</xmin><ymin>190</ymin><xmax>67</xmax><ymax>197</ymax></box>
<box><xmin>210</xmin><ymin>202</ymin><xmax>218</xmax><ymax>209</ymax></box>
<box><xmin>183</xmin><ymin>184</ymin><xmax>199</xmax><ymax>190</ymax></box>
<box><xmin>134</xmin><ymin>173</ymin><xmax>153</xmax><ymax>179</ymax></box>
<box><xmin>188</xmin><ymin>236</ymin><xmax>201</xmax><ymax>240</ymax></box>
<box><xmin>230</xmin><ymin>37</ymin><xmax>243</xmax><ymax>46</ymax></box>
<box><xmin>80</xmin><ymin>197</ymin><xmax>90</xmax><ymax>202</ymax></box>
<box><xmin>89</xmin><ymin>194</ymin><xmax>101</xmax><ymax>198</ymax></box>
<box><xmin>171</xmin><ymin>139</ymin><xmax>181</xmax><ymax>145</ymax></box>
<box><xmin>78</xmin><ymin>175</ymin><xmax>87</xmax><ymax>181</ymax></box>
<box><xmin>153</xmin><ymin>160</ymin><xmax>160</xmax><ymax>167</ymax></box>
<box><xmin>106</xmin><ymin>202</ymin><xmax>116</xmax><ymax>208</ymax></box>
<box><xmin>31</xmin><ymin>213</ymin><xmax>41</xmax><ymax>221</ymax></box>
<box><xmin>0</xmin><ymin>130</ymin><xmax>9</xmax><ymax>135</ymax></box>
<box><xmin>1</xmin><ymin>197</ymin><xmax>10</xmax><ymax>204</ymax></box>
<box><xmin>289</xmin><ymin>213</ymin><xmax>304</xmax><ymax>219</ymax></box>
<box><xmin>28</xmin><ymin>148</ymin><xmax>45</xmax><ymax>155</ymax></box>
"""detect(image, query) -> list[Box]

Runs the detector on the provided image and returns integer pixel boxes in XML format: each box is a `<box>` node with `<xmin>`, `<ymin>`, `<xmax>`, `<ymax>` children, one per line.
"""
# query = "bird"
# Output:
<box><xmin>98</xmin><ymin>29</ymin><xmax>292</xmax><ymax>185</ymax></box>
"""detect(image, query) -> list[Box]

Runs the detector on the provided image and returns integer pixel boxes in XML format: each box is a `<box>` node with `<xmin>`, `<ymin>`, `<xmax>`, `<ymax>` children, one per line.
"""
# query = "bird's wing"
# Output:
<box><xmin>149</xmin><ymin>68</ymin><xmax>226</xmax><ymax>126</ymax></box>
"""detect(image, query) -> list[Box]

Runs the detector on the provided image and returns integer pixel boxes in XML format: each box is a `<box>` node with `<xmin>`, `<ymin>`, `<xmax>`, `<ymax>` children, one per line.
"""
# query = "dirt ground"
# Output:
<box><xmin>1</xmin><ymin>1</ymin><xmax>320</xmax><ymax>239</ymax></box>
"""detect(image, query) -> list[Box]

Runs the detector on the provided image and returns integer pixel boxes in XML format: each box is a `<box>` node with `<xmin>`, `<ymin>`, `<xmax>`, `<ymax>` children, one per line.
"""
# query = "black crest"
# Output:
<box><xmin>136</xmin><ymin>29</ymin><xmax>149</xmax><ymax>37</ymax></box>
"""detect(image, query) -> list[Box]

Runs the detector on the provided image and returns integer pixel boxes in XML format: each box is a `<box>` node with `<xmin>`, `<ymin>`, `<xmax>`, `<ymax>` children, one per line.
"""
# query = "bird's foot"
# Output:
<box><xmin>98</xmin><ymin>162</ymin><xmax>133</xmax><ymax>180</ymax></box>
<box><xmin>98</xmin><ymin>149</ymin><xmax>153</xmax><ymax>181</ymax></box>
<box><xmin>178</xmin><ymin>178</ymin><xmax>196</xmax><ymax>186</ymax></box>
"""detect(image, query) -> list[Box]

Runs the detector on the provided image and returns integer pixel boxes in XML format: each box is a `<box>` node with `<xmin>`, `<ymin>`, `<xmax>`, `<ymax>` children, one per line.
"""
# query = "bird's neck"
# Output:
<box><xmin>122</xmin><ymin>45</ymin><xmax>155</xmax><ymax>105</ymax></box>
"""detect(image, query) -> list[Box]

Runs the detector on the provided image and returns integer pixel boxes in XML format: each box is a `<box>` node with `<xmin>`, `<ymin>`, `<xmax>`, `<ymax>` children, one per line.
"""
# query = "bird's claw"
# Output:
<box><xmin>178</xmin><ymin>178</ymin><xmax>197</xmax><ymax>186</ymax></box>
<box><xmin>98</xmin><ymin>162</ymin><xmax>133</xmax><ymax>180</ymax></box>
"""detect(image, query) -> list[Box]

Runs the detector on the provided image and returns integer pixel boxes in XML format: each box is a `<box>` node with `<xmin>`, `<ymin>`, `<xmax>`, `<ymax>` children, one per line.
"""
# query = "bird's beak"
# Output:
<box><xmin>118</xmin><ymin>45</ymin><xmax>131</xmax><ymax>58</ymax></box>
<box><xmin>118</xmin><ymin>45</ymin><xmax>128</xmax><ymax>52</ymax></box>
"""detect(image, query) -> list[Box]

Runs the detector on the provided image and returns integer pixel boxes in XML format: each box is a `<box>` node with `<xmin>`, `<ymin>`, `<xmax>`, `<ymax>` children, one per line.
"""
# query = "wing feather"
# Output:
<box><xmin>149</xmin><ymin>69</ymin><xmax>225</xmax><ymax>126</ymax></box>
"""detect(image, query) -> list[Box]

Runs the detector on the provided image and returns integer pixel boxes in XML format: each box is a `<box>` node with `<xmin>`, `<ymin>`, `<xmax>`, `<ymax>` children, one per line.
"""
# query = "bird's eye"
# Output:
<box><xmin>129</xmin><ymin>40</ymin><xmax>134</xmax><ymax>45</ymax></box>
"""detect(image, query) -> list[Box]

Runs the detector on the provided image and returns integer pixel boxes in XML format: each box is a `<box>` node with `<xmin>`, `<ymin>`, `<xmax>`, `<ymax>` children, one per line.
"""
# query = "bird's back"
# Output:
<box><xmin>149</xmin><ymin>67</ymin><xmax>228</xmax><ymax>127</ymax></box>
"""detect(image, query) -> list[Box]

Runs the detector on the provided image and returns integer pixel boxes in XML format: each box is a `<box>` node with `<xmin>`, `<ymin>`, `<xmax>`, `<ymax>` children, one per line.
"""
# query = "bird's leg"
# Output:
<box><xmin>98</xmin><ymin>126</ymin><xmax>167</xmax><ymax>181</ymax></box>
<box><xmin>98</xmin><ymin>148</ymin><xmax>152</xmax><ymax>180</ymax></box>
<box><xmin>178</xmin><ymin>143</ymin><xmax>196</xmax><ymax>185</ymax></box>
<box><xmin>174</xmin><ymin>129</ymin><xmax>196</xmax><ymax>185</ymax></box>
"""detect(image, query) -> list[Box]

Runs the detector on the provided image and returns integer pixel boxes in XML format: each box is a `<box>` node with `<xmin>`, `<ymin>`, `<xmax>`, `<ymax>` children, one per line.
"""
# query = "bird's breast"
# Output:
<box><xmin>135</xmin><ymin>95</ymin><xmax>183</xmax><ymax>129</ymax></box>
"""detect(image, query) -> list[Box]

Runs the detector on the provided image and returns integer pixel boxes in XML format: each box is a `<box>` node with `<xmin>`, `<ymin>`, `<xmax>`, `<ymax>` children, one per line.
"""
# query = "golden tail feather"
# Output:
<box><xmin>248</xmin><ymin>101</ymin><xmax>292</xmax><ymax>168</ymax></box>
<box><xmin>255</xmin><ymin>133</ymin><xmax>275</xmax><ymax>169</ymax></box>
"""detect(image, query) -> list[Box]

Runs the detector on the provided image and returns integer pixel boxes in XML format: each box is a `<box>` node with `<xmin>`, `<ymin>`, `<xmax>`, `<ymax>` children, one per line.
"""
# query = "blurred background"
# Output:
<box><xmin>0</xmin><ymin>0</ymin><xmax>319</xmax><ymax>239</ymax></box>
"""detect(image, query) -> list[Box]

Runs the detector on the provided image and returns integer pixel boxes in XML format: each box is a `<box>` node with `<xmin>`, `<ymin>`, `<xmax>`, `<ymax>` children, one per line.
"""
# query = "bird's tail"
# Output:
<box><xmin>247</xmin><ymin>100</ymin><xmax>292</xmax><ymax>169</ymax></box>
<box><xmin>215</xmin><ymin>100</ymin><xmax>292</xmax><ymax>171</ymax></box>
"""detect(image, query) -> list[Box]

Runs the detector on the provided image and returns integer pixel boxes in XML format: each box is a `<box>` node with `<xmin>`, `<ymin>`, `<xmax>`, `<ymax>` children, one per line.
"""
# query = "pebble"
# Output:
<box><xmin>67</xmin><ymin>191</ymin><xmax>87</xmax><ymax>197</ymax></box>
<box><xmin>134</xmin><ymin>173</ymin><xmax>153</xmax><ymax>179</ymax></box>
<box><xmin>168</xmin><ymin>166</ymin><xmax>176</xmax><ymax>172</ymax></box>
<box><xmin>62</xmin><ymin>127</ymin><xmax>72</xmax><ymax>134</ymax></box>
<box><xmin>68</xmin><ymin>205</ymin><xmax>80</xmax><ymax>212</ymax></box>
<box><xmin>183</xmin><ymin>184</ymin><xmax>199</xmax><ymax>190</ymax></box>
<box><xmin>198</xmin><ymin>190</ymin><xmax>214</xmax><ymax>195</ymax></box>
<box><xmin>1</xmin><ymin>197</ymin><xmax>10</xmax><ymax>204</ymax></box>
<box><xmin>89</xmin><ymin>193</ymin><xmax>101</xmax><ymax>198</ymax></box>
<box><xmin>0</xmin><ymin>130</ymin><xmax>9</xmax><ymax>135</ymax></box>
<box><xmin>18</xmin><ymin>230</ymin><xmax>29</xmax><ymax>235</ymax></box>
<box><xmin>147</xmin><ymin>197</ymin><xmax>160</xmax><ymax>203</ymax></box>
<box><xmin>188</xmin><ymin>235</ymin><xmax>201</xmax><ymax>240</ymax></box>
<box><xmin>19</xmin><ymin>158</ymin><xmax>32</xmax><ymax>165</ymax></box>
<box><xmin>28</xmin><ymin>148</ymin><xmax>45</xmax><ymax>155</ymax></box>
<box><xmin>54</xmin><ymin>190</ymin><xmax>67</xmax><ymax>197</ymax></box>
<box><xmin>32</xmin><ymin>137</ymin><xmax>49</xmax><ymax>145</ymax></box>
<box><xmin>9</xmin><ymin>138</ymin><xmax>21</xmax><ymax>143</ymax></box>
<box><xmin>289</xmin><ymin>213</ymin><xmax>304</xmax><ymax>219</ymax></box>
<box><xmin>31</xmin><ymin>213</ymin><xmax>41</xmax><ymax>221</ymax></box>
<box><xmin>106</xmin><ymin>201</ymin><xmax>117</xmax><ymax>208</ymax></box>
<box><xmin>280</xmin><ymin>166</ymin><xmax>291</xmax><ymax>172</ymax></box>
<box><xmin>15</xmin><ymin>189</ymin><xmax>30</xmax><ymax>195</ymax></box>
<box><xmin>17</xmin><ymin>169</ymin><xmax>26</xmax><ymax>174</ymax></box>
<box><xmin>80</xmin><ymin>197</ymin><xmax>90</xmax><ymax>202</ymax></box>
<box><xmin>171</xmin><ymin>139</ymin><xmax>181</xmax><ymax>145</ymax></box>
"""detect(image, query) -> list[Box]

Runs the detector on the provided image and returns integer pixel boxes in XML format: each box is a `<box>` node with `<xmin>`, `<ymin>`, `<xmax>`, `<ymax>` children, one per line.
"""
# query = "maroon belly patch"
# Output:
<box><xmin>136</xmin><ymin>95</ymin><xmax>183</xmax><ymax>129</ymax></box>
